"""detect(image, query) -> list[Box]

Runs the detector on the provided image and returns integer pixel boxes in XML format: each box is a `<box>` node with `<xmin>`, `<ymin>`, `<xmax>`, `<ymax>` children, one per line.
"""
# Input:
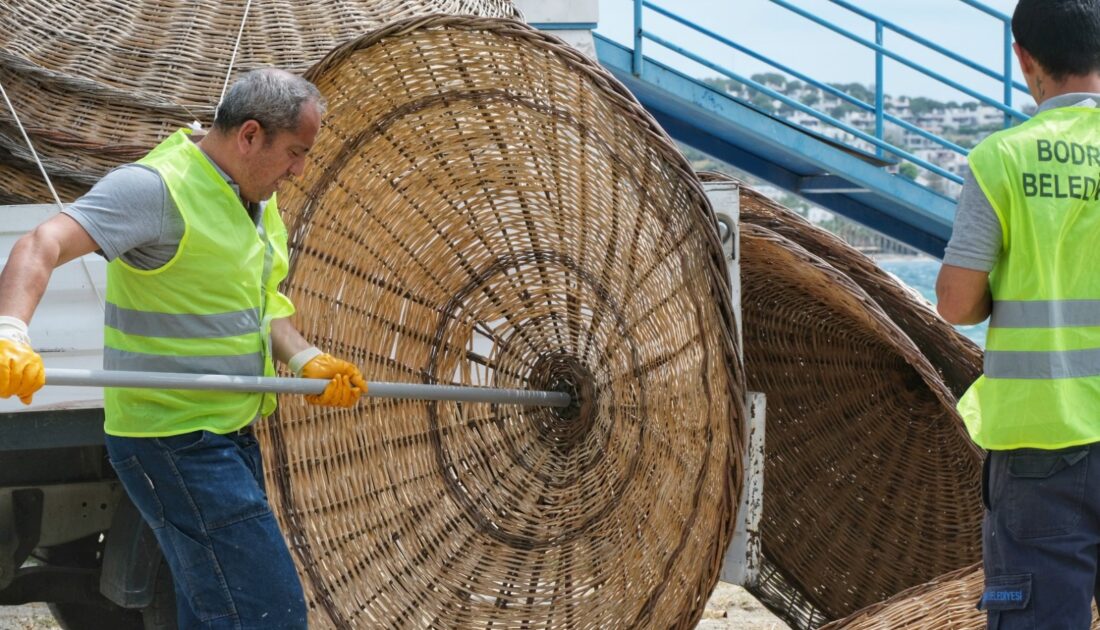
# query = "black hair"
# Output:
<box><xmin>1013</xmin><ymin>0</ymin><xmax>1100</xmax><ymax>81</ymax></box>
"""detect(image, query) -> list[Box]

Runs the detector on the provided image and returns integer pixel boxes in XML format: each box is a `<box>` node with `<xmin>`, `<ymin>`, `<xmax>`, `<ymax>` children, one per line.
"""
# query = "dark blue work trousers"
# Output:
<box><xmin>106</xmin><ymin>430</ymin><xmax>307</xmax><ymax>629</ymax></box>
<box><xmin>981</xmin><ymin>444</ymin><xmax>1100</xmax><ymax>629</ymax></box>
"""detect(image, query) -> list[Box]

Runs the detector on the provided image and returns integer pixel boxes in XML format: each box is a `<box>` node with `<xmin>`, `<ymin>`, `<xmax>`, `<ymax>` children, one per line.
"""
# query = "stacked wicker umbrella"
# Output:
<box><xmin>821</xmin><ymin>563</ymin><xmax>1100</xmax><ymax>629</ymax></box>
<box><xmin>259</xmin><ymin>15</ymin><xmax>745</xmax><ymax>629</ymax></box>
<box><xmin>733</xmin><ymin>181</ymin><xmax>983</xmax><ymax>398</ymax></box>
<box><xmin>820</xmin><ymin>563</ymin><xmax>990</xmax><ymax>629</ymax></box>
<box><xmin>0</xmin><ymin>0</ymin><xmax>520</xmax><ymax>202</ymax></box>
<box><xmin>736</xmin><ymin>216</ymin><xmax>983</xmax><ymax>628</ymax></box>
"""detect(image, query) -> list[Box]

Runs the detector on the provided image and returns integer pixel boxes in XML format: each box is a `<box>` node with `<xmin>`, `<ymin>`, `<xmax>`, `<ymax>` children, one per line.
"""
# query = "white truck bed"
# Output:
<box><xmin>0</xmin><ymin>204</ymin><xmax>106</xmax><ymax>412</ymax></box>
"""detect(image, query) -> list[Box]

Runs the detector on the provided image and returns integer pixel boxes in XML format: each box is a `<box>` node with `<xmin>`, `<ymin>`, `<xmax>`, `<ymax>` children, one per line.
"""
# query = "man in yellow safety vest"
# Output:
<box><xmin>937</xmin><ymin>0</ymin><xmax>1100</xmax><ymax>626</ymax></box>
<box><xmin>0</xmin><ymin>69</ymin><xmax>363</xmax><ymax>628</ymax></box>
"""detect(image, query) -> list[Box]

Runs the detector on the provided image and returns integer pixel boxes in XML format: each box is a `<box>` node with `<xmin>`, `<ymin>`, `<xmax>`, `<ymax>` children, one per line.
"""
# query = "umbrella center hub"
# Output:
<box><xmin>529</xmin><ymin>354</ymin><xmax>595</xmax><ymax>449</ymax></box>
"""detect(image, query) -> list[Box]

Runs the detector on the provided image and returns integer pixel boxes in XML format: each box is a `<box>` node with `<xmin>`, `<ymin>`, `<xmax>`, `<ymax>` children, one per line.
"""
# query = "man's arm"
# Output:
<box><xmin>936</xmin><ymin>169</ymin><xmax>1001</xmax><ymax>326</ymax></box>
<box><xmin>0</xmin><ymin>214</ymin><xmax>100</xmax><ymax>322</ymax></box>
<box><xmin>0</xmin><ymin>214</ymin><xmax>100</xmax><ymax>403</ymax></box>
<box><xmin>269</xmin><ymin>317</ymin><xmax>314</xmax><ymax>366</ymax></box>
<box><xmin>269</xmin><ymin>317</ymin><xmax>366</xmax><ymax>408</ymax></box>
<box><xmin>935</xmin><ymin>264</ymin><xmax>992</xmax><ymax>325</ymax></box>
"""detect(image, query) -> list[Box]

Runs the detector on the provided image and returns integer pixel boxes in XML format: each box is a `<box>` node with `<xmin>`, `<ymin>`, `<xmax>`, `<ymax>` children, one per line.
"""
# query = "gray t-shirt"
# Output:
<box><xmin>942</xmin><ymin>93</ymin><xmax>1100</xmax><ymax>271</ymax></box>
<box><xmin>63</xmin><ymin>149</ymin><xmax>264</xmax><ymax>270</ymax></box>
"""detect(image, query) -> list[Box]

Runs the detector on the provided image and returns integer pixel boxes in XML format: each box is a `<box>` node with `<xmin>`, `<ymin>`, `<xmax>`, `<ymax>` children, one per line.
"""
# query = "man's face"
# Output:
<box><xmin>238</xmin><ymin>101</ymin><xmax>321</xmax><ymax>203</ymax></box>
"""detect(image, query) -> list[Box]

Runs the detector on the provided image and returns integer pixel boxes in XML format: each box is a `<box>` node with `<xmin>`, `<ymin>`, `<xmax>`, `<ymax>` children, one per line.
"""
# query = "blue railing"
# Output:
<box><xmin>622</xmin><ymin>0</ymin><xmax>1031</xmax><ymax>190</ymax></box>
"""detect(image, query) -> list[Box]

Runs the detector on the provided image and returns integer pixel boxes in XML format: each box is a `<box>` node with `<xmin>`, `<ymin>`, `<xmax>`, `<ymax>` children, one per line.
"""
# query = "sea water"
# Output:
<box><xmin>876</xmin><ymin>257</ymin><xmax>988</xmax><ymax>348</ymax></box>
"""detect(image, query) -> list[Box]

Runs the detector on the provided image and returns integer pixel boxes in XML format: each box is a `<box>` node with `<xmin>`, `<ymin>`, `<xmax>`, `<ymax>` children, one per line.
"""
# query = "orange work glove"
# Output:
<box><xmin>0</xmin><ymin>317</ymin><xmax>45</xmax><ymax>405</ymax></box>
<box><xmin>296</xmin><ymin>351</ymin><xmax>367</xmax><ymax>408</ymax></box>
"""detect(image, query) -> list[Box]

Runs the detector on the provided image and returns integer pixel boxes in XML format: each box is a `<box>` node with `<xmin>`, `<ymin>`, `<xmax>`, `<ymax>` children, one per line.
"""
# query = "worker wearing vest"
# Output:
<box><xmin>937</xmin><ymin>1</ymin><xmax>1100</xmax><ymax>627</ymax></box>
<box><xmin>0</xmin><ymin>70</ymin><xmax>362</xmax><ymax>628</ymax></box>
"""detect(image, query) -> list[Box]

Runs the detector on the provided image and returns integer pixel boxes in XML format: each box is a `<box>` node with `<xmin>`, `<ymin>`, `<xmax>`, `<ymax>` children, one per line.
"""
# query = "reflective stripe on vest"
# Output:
<box><xmin>985</xmin><ymin>348</ymin><xmax>1100</xmax><ymax>379</ymax></box>
<box><xmin>103</xmin><ymin>129</ymin><xmax>295</xmax><ymax>437</ymax></box>
<box><xmin>990</xmin><ymin>299</ymin><xmax>1100</xmax><ymax>328</ymax></box>
<box><xmin>106</xmin><ymin>303</ymin><xmax>260</xmax><ymax>338</ymax></box>
<box><xmin>958</xmin><ymin>104</ymin><xmax>1100</xmax><ymax>450</ymax></box>
<box><xmin>104</xmin><ymin>348</ymin><xmax>264</xmax><ymax>375</ymax></box>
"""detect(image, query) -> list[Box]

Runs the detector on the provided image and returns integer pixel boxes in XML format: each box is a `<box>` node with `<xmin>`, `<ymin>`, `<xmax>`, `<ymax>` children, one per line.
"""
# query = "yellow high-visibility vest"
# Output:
<box><xmin>960</xmin><ymin>105</ymin><xmax>1100</xmax><ymax>449</ymax></box>
<box><xmin>104</xmin><ymin>129</ymin><xmax>295</xmax><ymax>437</ymax></box>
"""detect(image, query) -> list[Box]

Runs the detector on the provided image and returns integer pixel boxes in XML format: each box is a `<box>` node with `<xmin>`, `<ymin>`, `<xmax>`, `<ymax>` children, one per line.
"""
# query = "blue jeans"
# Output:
<box><xmin>106</xmin><ymin>430</ymin><xmax>307</xmax><ymax>629</ymax></box>
<box><xmin>981</xmin><ymin>444</ymin><xmax>1100</xmax><ymax>629</ymax></box>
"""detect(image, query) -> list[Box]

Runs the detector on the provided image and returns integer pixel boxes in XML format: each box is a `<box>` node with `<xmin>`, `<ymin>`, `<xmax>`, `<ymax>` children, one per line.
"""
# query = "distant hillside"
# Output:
<box><xmin>678</xmin><ymin>73</ymin><xmax>1038</xmax><ymax>256</ymax></box>
<box><xmin>702</xmin><ymin>74</ymin><xmax>1034</xmax><ymax>197</ymax></box>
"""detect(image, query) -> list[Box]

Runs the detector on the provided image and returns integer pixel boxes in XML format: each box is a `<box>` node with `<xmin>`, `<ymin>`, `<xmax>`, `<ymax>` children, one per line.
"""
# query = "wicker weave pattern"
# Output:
<box><xmin>0</xmin><ymin>147</ymin><xmax>87</xmax><ymax>204</ymax></box>
<box><xmin>822</xmin><ymin>563</ymin><xmax>1100</xmax><ymax>629</ymax></box>
<box><xmin>740</xmin><ymin>222</ymin><xmax>982</xmax><ymax>626</ymax></box>
<box><xmin>256</xmin><ymin>16</ymin><xmax>743</xmax><ymax>629</ymax></box>
<box><xmin>734</xmin><ymin>182</ymin><xmax>982</xmax><ymax>398</ymax></box>
<box><xmin>0</xmin><ymin>0</ymin><xmax>518</xmax><ymax>98</ymax></box>
<box><xmin>0</xmin><ymin>0</ymin><xmax>519</xmax><ymax>198</ymax></box>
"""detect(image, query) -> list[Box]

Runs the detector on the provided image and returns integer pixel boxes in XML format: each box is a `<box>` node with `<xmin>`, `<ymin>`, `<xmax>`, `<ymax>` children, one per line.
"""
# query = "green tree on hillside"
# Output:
<box><xmin>751</xmin><ymin>72</ymin><xmax>787</xmax><ymax>88</ymax></box>
<box><xmin>828</xmin><ymin>82</ymin><xmax>873</xmax><ymax>103</ymax></box>
<box><xmin>908</xmin><ymin>96</ymin><xmax>947</xmax><ymax>116</ymax></box>
<box><xmin>898</xmin><ymin>163</ymin><xmax>920</xmax><ymax>180</ymax></box>
<box><xmin>751</xmin><ymin>91</ymin><xmax>776</xmax><ymax>111</ymax></box>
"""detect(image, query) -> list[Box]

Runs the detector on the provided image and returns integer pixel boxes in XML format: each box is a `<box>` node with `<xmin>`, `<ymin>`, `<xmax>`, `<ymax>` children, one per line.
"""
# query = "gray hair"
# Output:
<box><xmin>213</xmin><ymin>68</ymin><xmax>326</xmax><ymax>134</ymax></box>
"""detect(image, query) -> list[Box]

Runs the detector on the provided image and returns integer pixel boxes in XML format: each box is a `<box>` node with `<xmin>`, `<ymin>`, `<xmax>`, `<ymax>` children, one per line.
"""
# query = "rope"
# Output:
<box><xmin>0</xmin><ymin>77</ymin><xmax>106</xmax><ymax>311</ymax></box>
<box><xmin>214</xmin><ymin>0</ymin><xmax>255</xmax><ymax>121</ymax></box>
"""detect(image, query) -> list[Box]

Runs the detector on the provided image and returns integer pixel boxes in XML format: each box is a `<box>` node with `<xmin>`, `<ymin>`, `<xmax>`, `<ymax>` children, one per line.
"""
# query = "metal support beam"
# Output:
<box><xmin>722</xmin><ymin>392</ymin><xmax>766</xmax><ymax>587</ymax></box>
<box><xmin>0</xmin><ymin>408</ymin><xmax>104</xmax><ymax>451</ymax></box>
<box><xmin>529</xmin><ymin>22</ymin><xmax>597</xmax><ymax>30</ymax></box>
<box><xmin>703</xmin><ymin>180</ymin><xmax>742</xmax><ymax>357</ymax></box>
<box><xmin>799</xmin><ymin>175</ymin><xmax>871</xmax><ymax>194</ymax></box>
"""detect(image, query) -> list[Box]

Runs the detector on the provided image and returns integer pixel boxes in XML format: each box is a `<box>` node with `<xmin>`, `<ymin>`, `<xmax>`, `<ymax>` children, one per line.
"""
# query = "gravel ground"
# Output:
<box><xmin>0</xmin><ymin>603</ymin><xmax>57</xmax><ymax>629</ymax></box>
<box><xmin>0</xmin><ymin>582</ymin><xmax>788</xmax><ymax>629</ymax></box>
<box><xmin>698</xmin><ymin>582</ymin><xmax>792</xmax><ymax>630</ymax></box>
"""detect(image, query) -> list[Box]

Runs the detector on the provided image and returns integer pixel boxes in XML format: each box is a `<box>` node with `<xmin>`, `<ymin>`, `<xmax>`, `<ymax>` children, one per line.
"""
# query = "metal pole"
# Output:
<box><xmin>633</xmin><ymin>0</ymin><xmax>643</xmax><ymax>75</ymax></box>
<box><xmin>1003</xmin><ymin>20</ymin><xmax>1013</xmax><ymax>128</ymax></box>
<box><xmin>44</xmin><ymin>368</ymin><xmax>572</xmax><ymax>407</ymax></box>
<box><xmin>875</xmin><ymin>20</ymin><xmax>884</xmax><ymax>159</ymax></box>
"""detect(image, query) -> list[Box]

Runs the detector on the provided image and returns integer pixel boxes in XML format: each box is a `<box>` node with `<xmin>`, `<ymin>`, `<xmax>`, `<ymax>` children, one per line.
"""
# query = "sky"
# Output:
<box><xmin>595</xmin><ymin>0</ymin><xmax>1028</xmax><ymax>106</ymax></box>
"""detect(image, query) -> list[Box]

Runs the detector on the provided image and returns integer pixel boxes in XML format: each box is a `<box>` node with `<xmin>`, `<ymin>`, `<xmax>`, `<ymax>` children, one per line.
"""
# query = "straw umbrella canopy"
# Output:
<box><xmin>259</xmin><ymin>15</ymin><xmax>745</xmax><ymax>629</ymax></box>
<box><xmin>0</xmin><ymin>0</ymin><xmax>521</xmax><ymax>193</ymax></box>
<box><xmin>697</xmin><ymin>171</ymin><xmax>983</xmax><ymax>399</ymax></box>
<box><xmin>821</xmin><ymin>563</ymin><xmax>1100</xmax><ymax>629</ymax></box>
<box><xmin>734</xmin><ymin>181</ymin><xmax>982</xmax><ymax>398</ymax></box>
<box><xmin>739</xmin><ymin>222</ymin><xmax>982</xmax><ymax>628</ymax></box>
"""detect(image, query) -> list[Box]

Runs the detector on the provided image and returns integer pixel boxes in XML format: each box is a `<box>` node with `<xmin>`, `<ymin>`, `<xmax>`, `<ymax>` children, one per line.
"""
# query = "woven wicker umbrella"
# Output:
<box><xmin>697</xmin><ymin>171</ymin><xmax>982</xmax><ymax>398</ymax></box>
<box><xmin>0</xmin><ymin>0</ymin><xmax>519</xmax><ymax>97</ymax></box>
<box><xmin>734</xmin><ymin>182</ymin><xmax>982</xmax><ymax>399</ymax></box>
<box><xmin>257</xmin><ymin>15</ymin><xmax>744</xmax><ymax>629</ymax></box>
<box><xmin>740</xmin><ymin>222</ymin><xmax>982</xmax><ymax>628</ymax></box>
<box><xmin>0</xmin><ymin>150</ymin><xmax>87</xmax><ymax>204</ymax></box>
<box><xmin>0</xmin><ymin>0</ymin><xmax>520</xmax><ymax>191</ymax></box>
<box><xmin>821</xmin><ymin>563</ymin><xmax>1100</xmax><ymax>629</ymax></box>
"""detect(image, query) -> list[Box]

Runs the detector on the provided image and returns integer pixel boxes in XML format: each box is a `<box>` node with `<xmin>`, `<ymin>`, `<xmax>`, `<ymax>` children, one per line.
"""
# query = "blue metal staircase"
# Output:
<box><xmin>592</xmin><ymin>0</ymin><xmax>1031</xmax><ymax>258</ymax></box>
